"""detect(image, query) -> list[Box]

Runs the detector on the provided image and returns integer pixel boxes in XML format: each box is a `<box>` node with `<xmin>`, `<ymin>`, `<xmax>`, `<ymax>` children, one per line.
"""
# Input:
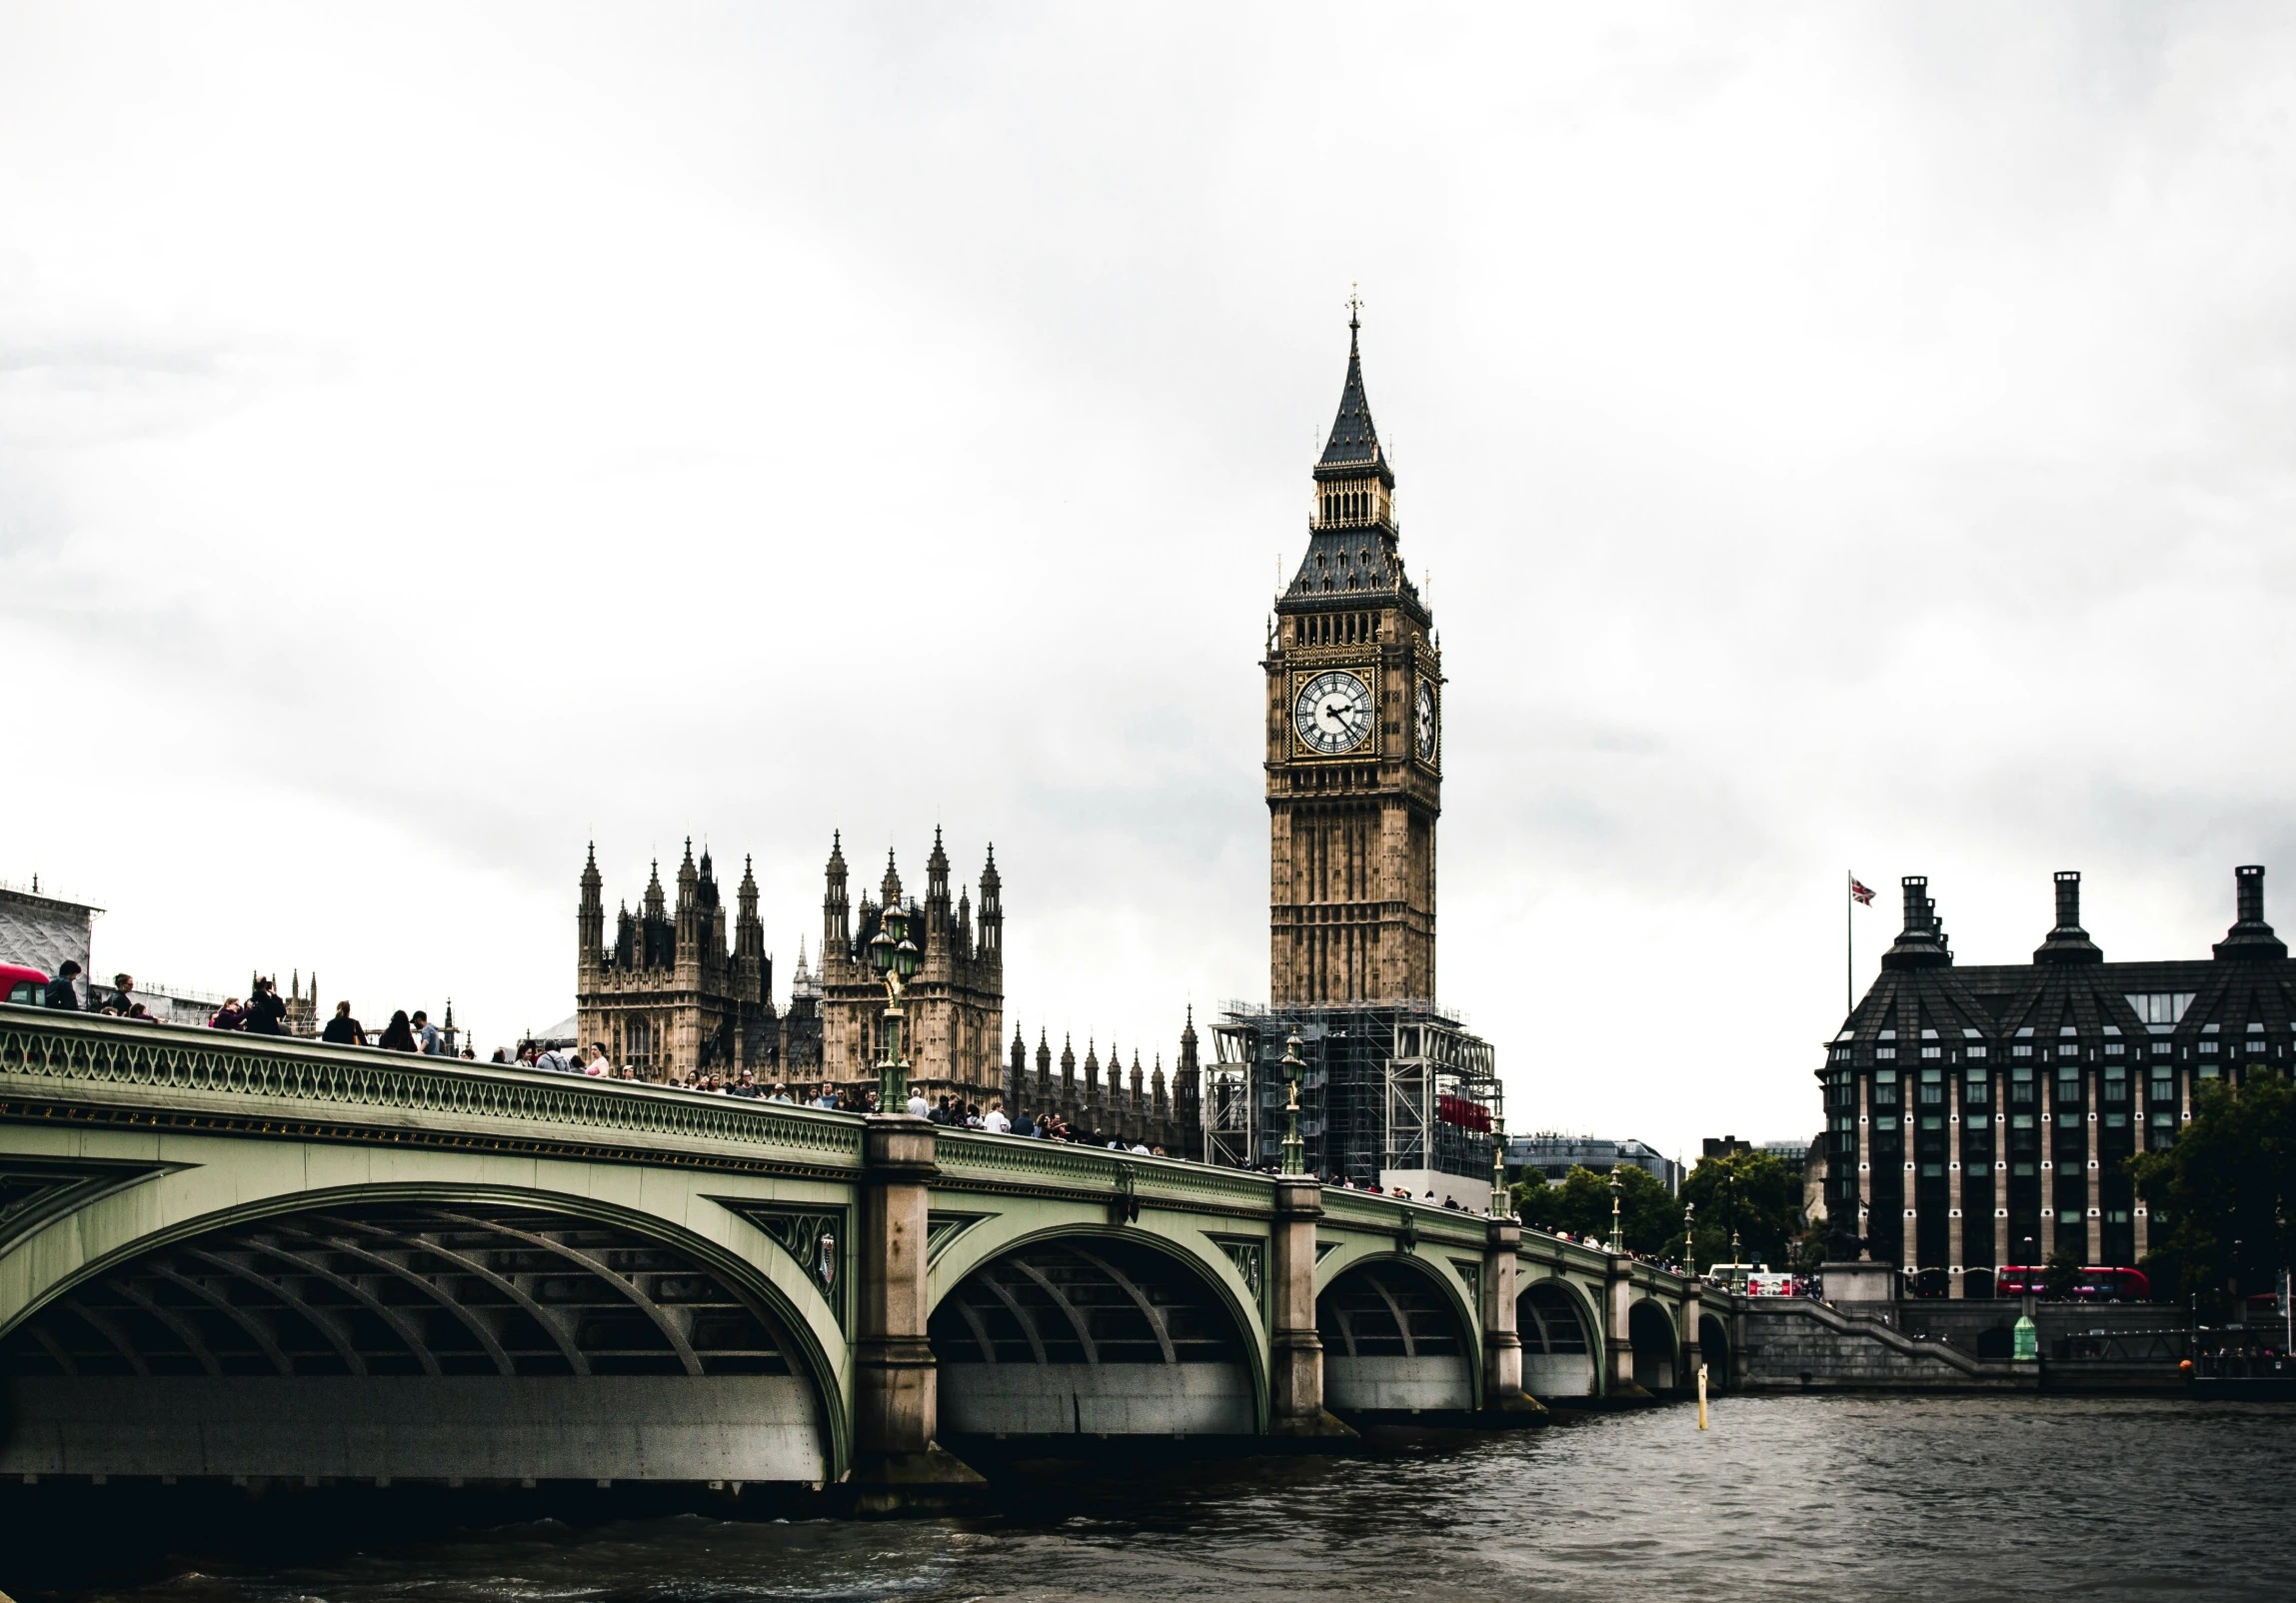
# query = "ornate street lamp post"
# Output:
<box><xmin>1489</xmin><ymin>1124</ymin><xmax>1511</xmax><ymax>1217</ymax></box>
<box><xmin>1279</xmin><ymin>1030</ymin><xmax>1307</xmax><ymax>1177</ymax></box>
<box><xmin>868</xmin><ymin>900</ymin><xmax>921</xmax><ymax>1113</ymax></box>
<box><xmin>1682</xmin><ymin>1201</ymin><xmax>1696</xmax><ymax>1274</ymax></box>
<box><xmin>1606</xmin><ymin>1165</ymin><xmax>1624</xmax><ymax>1253</ymax></box>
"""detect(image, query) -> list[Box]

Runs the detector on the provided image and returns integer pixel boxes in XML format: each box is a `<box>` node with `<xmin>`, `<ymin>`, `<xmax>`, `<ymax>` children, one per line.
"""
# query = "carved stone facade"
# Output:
<box><xmin>779</xmin><ymin>939</ymin><xmax>823</xmax><ymax>1078</ymax></box>
<box><xmin>1001</xmin><ymin>1008</ymin><xmax>1203</xmax><ymax>1156</ymax></box>
<box><xmin>815</xmin><ymin>829</ymin><xmax>1004</xmax><ymax>1105</ymax></box>
<box><xmin>577</xmin><ymin>840</ymin><xmax>774</xmax><ymax>1081</ymax></box>
<box><xmin>1266</xmin><ymin>310</ymin><xmax>1441</xmax><ymax>1005</ymax></box>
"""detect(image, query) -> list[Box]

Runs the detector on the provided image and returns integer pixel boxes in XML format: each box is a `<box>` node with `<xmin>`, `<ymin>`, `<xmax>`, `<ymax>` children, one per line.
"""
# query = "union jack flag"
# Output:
<box><xmin>1849</xmin><ymin>877</ymin><xmax>1876</xmax><ymax>906</ymax></box>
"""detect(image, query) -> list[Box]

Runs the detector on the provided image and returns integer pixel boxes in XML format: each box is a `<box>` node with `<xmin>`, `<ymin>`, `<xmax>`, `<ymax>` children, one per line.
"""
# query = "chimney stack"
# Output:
<box><xmin>1882</xmin><ymin>875</ymin><xmax>1952</xmax><ymax>970</ymax></box>
<box><xmin>2214</xmin><ymin>863</ymin><xmax>2285</xmax><ymax>960</ymax></box>
<box><xmin>2035</xmin><ymin>869</ymin><xmax>2102</xmax><ymax>964</ymax></box>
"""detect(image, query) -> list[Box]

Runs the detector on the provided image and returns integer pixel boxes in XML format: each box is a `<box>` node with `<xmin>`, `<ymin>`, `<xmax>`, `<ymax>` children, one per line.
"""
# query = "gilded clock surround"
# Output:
<box><xmin>1289</xmin><ymin>665</ymin><xmax>1380</xmax><ymax>759</ymax></box>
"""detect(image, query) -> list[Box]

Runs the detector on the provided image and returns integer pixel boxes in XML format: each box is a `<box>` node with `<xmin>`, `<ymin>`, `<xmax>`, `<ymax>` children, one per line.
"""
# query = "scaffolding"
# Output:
<box><xmin>1208</xmin><ymin>1000</ymin><xmax>1500</xmax><ymax>1198</ymax></box>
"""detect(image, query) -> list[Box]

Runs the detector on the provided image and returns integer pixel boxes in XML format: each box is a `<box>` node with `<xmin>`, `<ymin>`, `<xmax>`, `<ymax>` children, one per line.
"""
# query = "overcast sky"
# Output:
<box><xmin>5</xmin><ymin>3</ymin><xmax>2293</xmax><ymax>1162</ymax></box>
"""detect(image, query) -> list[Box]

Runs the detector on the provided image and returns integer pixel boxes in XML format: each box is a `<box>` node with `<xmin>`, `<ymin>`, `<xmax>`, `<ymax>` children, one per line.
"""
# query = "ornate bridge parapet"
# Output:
<box><xmin>0</xmin><ymin>1009</ymin><xmax>1723</xmax><ymax>1500</ymax></box>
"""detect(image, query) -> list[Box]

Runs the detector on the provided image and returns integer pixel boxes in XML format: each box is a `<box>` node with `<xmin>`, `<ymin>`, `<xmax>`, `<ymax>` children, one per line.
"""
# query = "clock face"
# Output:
<box><xmin>1415</xmin><ymin>681</ymin><xmax>1437</xmax><ymax>763</ymax></box>
<box><xmin>1294</xmin><ymin>670</ymin><xmax>1374</xmax><ymax>756</ymax></box>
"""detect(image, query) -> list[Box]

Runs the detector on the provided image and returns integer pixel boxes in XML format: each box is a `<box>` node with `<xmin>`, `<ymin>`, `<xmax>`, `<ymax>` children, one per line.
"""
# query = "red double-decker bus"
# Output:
<box><xmin>1994</xmin><ymin>1264</ymin><xmax>2150</xmax><ymax>1301</ymax></box>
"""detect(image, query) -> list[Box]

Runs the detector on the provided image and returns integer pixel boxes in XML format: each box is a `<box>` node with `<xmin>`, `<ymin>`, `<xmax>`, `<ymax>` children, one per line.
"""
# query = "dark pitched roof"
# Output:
<box><xmin>1315</xmin><ymin>316</ymin><xmax>1392</xmax><ymax>487</ymax></box>
<box><xmin>1286</xmin><ymin>527</ymin><xmax>1409</xmax><ymax>607</ymax></box>
<box><xmin>1828</xmin><ymin>869</ymin><xmax>2296</xmax><ymax>1066</ymax></box>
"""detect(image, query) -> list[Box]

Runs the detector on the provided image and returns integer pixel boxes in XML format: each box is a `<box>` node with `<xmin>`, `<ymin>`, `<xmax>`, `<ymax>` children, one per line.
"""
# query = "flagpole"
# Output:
<box><xmin>1845</xmin><ymin>869</ymin><xmax>1853</xmax><ymax>1017</ymax></box>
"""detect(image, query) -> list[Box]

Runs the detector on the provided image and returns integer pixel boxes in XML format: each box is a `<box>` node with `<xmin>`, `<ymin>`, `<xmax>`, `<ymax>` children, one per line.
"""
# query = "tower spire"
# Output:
<box><xmin>1317</xmin><ymin>296</ymin><xmax>1386</xmax><ymax>480</ymax></box>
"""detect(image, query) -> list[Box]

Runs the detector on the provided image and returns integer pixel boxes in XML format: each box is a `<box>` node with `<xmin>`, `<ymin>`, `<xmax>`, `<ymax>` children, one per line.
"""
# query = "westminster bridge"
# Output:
<box><xmin>0</xmin><ymin>1010</ymin><xmax>1732</xmax><ymax>1506</ymax></box>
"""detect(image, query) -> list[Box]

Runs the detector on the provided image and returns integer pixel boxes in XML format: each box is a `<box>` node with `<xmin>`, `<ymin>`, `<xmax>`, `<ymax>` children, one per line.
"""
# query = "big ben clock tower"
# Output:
<box><xmin>1266</xmin><ymin>306</ymin><xmax>1441</xmax><ymax>1004</ymax></box>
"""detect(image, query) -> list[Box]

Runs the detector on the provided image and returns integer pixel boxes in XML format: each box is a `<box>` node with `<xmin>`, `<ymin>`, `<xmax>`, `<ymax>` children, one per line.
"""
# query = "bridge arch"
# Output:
<box><xmin>1695</xmin><ymin>1309</ymin><xmax>1731</xmax><ymax>1387</ymax></box>
<box><xmin>1517</xmin><ymin>1275</ymin><xmax>1599</xmax><ymax>1399</ymax></box>
<box><xmin>1314</xmin><ymin>1253</ymin><xmax>1479</xmax><ymax>1416</ymax></box>
<box><xmin>0</xmin><ymin>1174</ymin><xmax>852</xmax><ymax>1484</ymax></box>
<box><xmin>926</xmin><ymin>1225</ymin><xmax>1262</xmax><ymax>1437</ymax></box>
<box><xmin>1627</xmin><ymin>1297</ymin><xmax>1679</xmax><ymax>1393</ymax></box>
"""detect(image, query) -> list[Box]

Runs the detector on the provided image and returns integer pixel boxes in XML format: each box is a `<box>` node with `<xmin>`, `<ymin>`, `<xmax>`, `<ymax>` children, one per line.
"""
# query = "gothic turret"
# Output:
<box><xmin>823</xmin><ymin>832</ymin><xmax>850</xmax><ymax>962</ymax></box>
<box><xmin>978</xmin><ymin>844</ymin><xmax>1003</xmax><ymax>961</ymax></box>
<box><xmin>579</xmin><ymin>842</ymin><xmax>605</xmax><ymax>959</ymax></box>
<box><xmin>880</xmin><ymin>849</ymin><xmax>903</xmax><ymax>916</ymax></box>
<box><xmin>926</xmin><ymin>826</ymin><xmax>952</xmax><ymax>948</ymax></box>
<box><xmin>675</xmin><ymin>838</ymin><xmax>703</xmax><ymax>959</ymax></box>
<box><xmin>1037</xmin><ymin>1028</ymin><xmax>1054</xmax><ymax>1102</ymax></box>
<box><xmin>1175</xmin><ymin>1004</ymin><xmax>1201</xmax><ymax>1127</ymax></box>
<box><xmin>644</xmin><ymin>858</ymin><xmax>666</xmax><ymax>922</ymax></box>
<box><xmin>737</xmin><ymin>854</ymin><xmax>764</xmax><ymax>961</ymax></box>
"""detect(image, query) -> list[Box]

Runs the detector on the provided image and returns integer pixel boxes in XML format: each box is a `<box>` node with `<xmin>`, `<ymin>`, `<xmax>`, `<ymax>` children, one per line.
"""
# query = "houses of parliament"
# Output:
<box><xmin>573</xmin><ymin>308</ymin><xmax>1473</xmax><ymax>1167</ymax></box>
<box><xmin>576</xmin><ymin>829</ymin><xmax>1203</xmax><ymax>1151</ymax></box>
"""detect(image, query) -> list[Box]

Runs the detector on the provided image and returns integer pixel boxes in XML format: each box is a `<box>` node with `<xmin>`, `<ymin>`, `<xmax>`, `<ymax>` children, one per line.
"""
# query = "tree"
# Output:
<box><xmin>1513</xmin><ymin>1163</ymin><xmax>1681</xmax><ymax>1257</ymax></box>
<box><xmin>2131</xmin><ymin>1073</ymin><xmax>2296</xmax><ymax>1319</ymax></box>
<box><xmin>1678</xmin><ymin>1149</ymin><xmax>1804</xmax><ymax>1273</ymax></box>
<box><xmin>2042</xmin><ymin>1245</ymin><xmax>2083</xmax><ymax>1299</ymax></box>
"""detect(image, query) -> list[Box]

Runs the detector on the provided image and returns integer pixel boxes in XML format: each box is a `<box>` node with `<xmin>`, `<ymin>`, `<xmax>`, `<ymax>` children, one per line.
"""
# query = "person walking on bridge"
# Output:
<box><xmin>414</xmin><ymin>1010</ymin><xmax>443</xmax><ymax>1055</ymax></box>
<box><xmin>42</xmin><ymin>960</ymin><xmax>81</xmax><ymax>1009</ymax></box>
<box><xmin>243</xmin><ymin>976</ymin><xmax>287</xmax><ymax>1035</ymax></box>
<box><xmin>377</xmin><ymin>1009</ymin><xmax>417</xmax><ymax>1051</ymax></box>
<box><xmin>321</xmin><ymin>1000</ymin><xmax>366</xmax><ymax>1046</ymax></box>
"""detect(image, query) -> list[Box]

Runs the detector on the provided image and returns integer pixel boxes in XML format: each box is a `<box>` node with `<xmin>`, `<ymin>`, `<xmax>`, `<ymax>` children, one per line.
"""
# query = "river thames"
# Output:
<box><xmin>15</xmin><ymin>1396</ymin><xmax>2296</xmax><ymax>1603</ymax></box>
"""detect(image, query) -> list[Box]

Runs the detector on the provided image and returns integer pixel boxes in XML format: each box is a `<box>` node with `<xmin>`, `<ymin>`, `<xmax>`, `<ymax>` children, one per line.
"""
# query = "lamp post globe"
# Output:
<box><xmin>871</xmin><ymin>901</ymin><xmax>918</xmax><ymax>1114</ymax></box>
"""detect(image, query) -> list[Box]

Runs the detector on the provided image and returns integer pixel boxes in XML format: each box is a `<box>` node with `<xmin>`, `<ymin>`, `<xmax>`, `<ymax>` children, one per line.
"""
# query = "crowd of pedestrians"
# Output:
<box><xmin>495</xmin><ymin>1048</ymin><xmax>1179</xmax><ymax>1154</ymax></box>
<box><xmin>40</xmin><ymin>963</ymin><xmax>161</xmax><ymax>1022</ymax></box>
<box><xmin>34</xmin><ymin>966</ymin><xmax>479</xmax><ymax>1058</ymax></box>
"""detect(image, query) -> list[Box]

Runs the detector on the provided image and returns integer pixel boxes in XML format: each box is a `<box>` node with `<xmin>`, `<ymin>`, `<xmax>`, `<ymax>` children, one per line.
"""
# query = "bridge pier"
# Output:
<box><xmin>1682</xmin><ymin>1281</ymin><xmax>1703</xmax><ymax>1391</ymax></box>
<box><xmin>1267</xmin><ymin>1176</ymin><xmax>1352</xmax><ymax>1437</ymax></box>
<box><xmin>851</xmin><ymin>1117</ymin><xmax>984</xmax><ymax>1511</ymax></box>
<box><xmin>1480</xmin><ymin>1215</ymin><xmax>1545</xmax><ymax>1420</ymax></box>
<box><xmin>1604</xmin><ymin>1253</ymin><xmax>1651</xmax><ymax>1400</ymax></box>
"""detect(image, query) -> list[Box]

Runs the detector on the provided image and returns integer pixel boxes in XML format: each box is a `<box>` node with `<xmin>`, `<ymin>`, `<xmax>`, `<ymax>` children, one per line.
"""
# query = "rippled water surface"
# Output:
<box><xmin>19</xmin><ymin>1396</ymin><xmax>2296</xmax><ymax>1603</ymax></box>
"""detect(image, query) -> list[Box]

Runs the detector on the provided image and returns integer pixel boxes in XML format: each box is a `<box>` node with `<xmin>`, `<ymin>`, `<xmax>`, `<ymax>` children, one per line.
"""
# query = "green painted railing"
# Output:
<box><xmin>0</xmin><ymin>1008</ymin><xmax>1698</xmax><ymax>1295</ymax></box>
<box><xmin>935</xmin><ymin>1127</ymin><xmax>1278</xmax><ymax>1211</ymax></box>
<box><xmin>0</xmin><ymin>1005</ymin><xmax>866</xmax><ymax>1162</ymax></box>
